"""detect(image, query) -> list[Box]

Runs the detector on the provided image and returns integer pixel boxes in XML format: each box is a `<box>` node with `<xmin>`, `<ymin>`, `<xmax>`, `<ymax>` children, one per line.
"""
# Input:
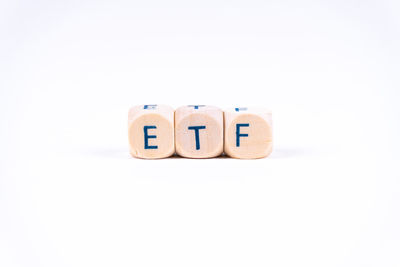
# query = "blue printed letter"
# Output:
<box><xmin>236</xmin><ymin>123</ymin><xmax>249</xmax><ymax>147</ymax></box>
<box><xmin>188</xmin><ymin>105</ymin><xmax>205</xmax><ymax>110</ymax></box>
<box><xmin>144</xmin><ymin>105</ymin><xmax>157</xmax><ymax>110</ymax></box>
<box><xmin>188</xmin><ymin>126</ymin><xmax>206</xmax><ymax>150</ymax></box>
<box><xmin>144</xmin><ymin>125</ymin><xmax>158</xmax><ymax>149</ymax></box>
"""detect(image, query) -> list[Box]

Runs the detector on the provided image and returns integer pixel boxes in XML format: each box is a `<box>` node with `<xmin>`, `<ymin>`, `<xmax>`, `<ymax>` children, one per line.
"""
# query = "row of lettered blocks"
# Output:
<box><xmin>128</xmin><ymin>105</ymin><xmax>273</xmax><ymax>159</ymax></box>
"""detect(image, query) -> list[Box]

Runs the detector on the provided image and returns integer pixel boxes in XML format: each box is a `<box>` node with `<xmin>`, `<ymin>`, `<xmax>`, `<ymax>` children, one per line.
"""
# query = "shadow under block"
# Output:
<box><xmin>128</xmin><ymin>104</ymin><xmax>175</xmax><ymax>159</ymax></box>
<box><xmin>224</xmin><ymin>107</ymin><xmax>273</xmax><ymax>159</ymax></box>
<box><xmin>175</xmin><ymin>105</ymin><xmax>223</xmax><ymax>158</ymax></box>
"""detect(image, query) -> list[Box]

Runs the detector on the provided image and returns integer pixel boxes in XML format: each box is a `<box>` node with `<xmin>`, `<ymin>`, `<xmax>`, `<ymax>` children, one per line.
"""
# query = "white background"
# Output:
<box><xmin>1</xmin><ymin>0</ymin><xmax>399</xmax><ymax>266</ymax></box>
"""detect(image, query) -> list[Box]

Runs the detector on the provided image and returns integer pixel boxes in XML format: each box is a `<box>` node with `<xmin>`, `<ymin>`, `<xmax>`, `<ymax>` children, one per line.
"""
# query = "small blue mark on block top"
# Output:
<box><xmin>188</xmin><ymin>105</ymin><xmax>205</xmax><ymax>110</ymax></box>
<box><xmin>144</xmin><ymin>105</ymin><xmax>157</xmax><ymax>110</ymax></box>
<box><xmin>235</xmin><ymin>107</ymin><xmax>248</xmax><ymax>112</ymax></box>
<box><xmin>236</xmin><ymin>123</ymin><xmax>249</xmax><ymax>147</ymax></box>
<box><xmin>144</xmin><ymin>125</ymin><xmax>158</xmax><ymax>149</ymax></box>
<box><xmin>188</xmin><ymin>126</ymin><xmax>206</xmax><ymax>150</ymax></box>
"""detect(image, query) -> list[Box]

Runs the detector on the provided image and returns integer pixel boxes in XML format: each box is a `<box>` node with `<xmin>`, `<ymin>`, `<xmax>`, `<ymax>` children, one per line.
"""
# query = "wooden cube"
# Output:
<box><xmin>128</xmin><ymin>104</ymin><xmax>175</xmax><ymax>159</ymax></box>
<box><xmin>224</xmin><ymin>107</ymin><xmax>273</xmax><ymax>159</ymax></box>
<box><xmin>175</xmin><ymin>105</ymin><xmax>223</xmax><ymax>158</ymax></box>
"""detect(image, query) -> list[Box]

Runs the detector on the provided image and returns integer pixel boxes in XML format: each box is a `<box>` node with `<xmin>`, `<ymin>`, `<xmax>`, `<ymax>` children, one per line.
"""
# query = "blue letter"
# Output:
<box><xmin>188</xmin><ymin>126</ymin><xmax>206</xmax><ymax>150</ymax></box>
<box><xmin>144</xmin><ymin>105</ymin><xmax>157</xmax><ymax>110</ymax></box>
<box><xmin>188</xmin><ymin>105</ymin><xmax>205</xmax><ymax>110</ymax></box>
<box><xmin>144</xmin><ymin>125</ymin><xmax>158</xmax><ymax>149</ymax></box>
<box><xmin>236</xmin><ymin>123</ymin><xmax>249</xmax><ymax>147</ymax></box>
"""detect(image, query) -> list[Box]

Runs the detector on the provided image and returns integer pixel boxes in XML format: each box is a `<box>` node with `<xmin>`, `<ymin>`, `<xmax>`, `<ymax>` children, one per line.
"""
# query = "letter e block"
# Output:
<box><xmin>175</xmin><ymin>105</ymin><xmax>223</xmax><ymax>158</ymax></box>
<box><xmin>224</xmin><ymin>107</ymin><xmax>273</xmax><ymax>159</ymax></box>
<box><xmin>128</xmin><ymin>104</ymin><xmax>175</xmax><ymax>159</ymax></box>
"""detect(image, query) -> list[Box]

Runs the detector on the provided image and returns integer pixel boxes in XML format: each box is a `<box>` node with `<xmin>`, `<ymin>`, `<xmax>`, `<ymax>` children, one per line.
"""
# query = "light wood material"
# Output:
<box><xmin>224</xmin><ymin>107</ymin><xmax>273</xmax><ymax>159</ymax></box>
<box><xmin>175</xmin><ymin>105</ymin><xmax>223</xmax><ymax>158</ymax></box>
<box><xmin>128</xmin><ymin>104</ymin><xmax>175</xmax><ymax>159</ymax></box>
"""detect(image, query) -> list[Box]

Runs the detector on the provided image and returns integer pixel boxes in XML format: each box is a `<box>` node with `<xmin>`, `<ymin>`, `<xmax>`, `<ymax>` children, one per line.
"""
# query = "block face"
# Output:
<box><xmin>128</xmin><ymin>104</ymin><xmax>175</xmax><ymax>159</ymax></box>
<box><xmin>175</xmin><ymin>105</ymin><xmax>223</xmax><ymax>158</ymax></box>
<box><xmin>224</xmin><ymin>107</ymin><xmax>273</xmax><ymax>159</ymax></box>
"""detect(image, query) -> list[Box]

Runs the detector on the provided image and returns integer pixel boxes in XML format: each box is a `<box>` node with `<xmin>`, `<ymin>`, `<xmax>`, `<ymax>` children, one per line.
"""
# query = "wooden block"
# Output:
<box><xmin>128</xmin><ymin>104</ymin><xmax>175</xmax><ymax>159</ymax></box>
<box><xmin>224</xmin><ymin>107</ymin><xmax>273</xmax><ymax>159</ymax></box>
<box><xmin>175</xmin><ymin>105</ymin><xmax>223</xmax><ymax>158</ymax></box>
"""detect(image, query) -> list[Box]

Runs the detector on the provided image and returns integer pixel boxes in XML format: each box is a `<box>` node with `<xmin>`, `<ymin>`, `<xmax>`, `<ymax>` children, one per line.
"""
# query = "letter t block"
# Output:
<box><xmin>128</xmin><ymin>104</ymin><xmax>175</xmax><ymax>159</ymax></box>
<box><xmin>224</xmin><ymin>107</ymin><xmax>273</xmax><ymax>159</ymax></box>
<box><xmin>175</xmin><ymin>105</ymin><xmax>223</xmax><ymax>158</ymax></box>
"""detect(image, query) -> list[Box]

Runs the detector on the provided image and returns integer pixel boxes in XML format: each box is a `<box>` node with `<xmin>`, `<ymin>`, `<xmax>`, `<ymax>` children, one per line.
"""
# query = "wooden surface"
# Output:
<box><xmin>128</xmin><ymin>104</ymin><xmax>175</xmax><ymax>159</ymax></box>
<box><xmin>224</xmin><ymin>107</ymin><xmax>273</xmax><ymax>159</ymax></box>
<box><xmin>175</xmin><ymin>105</ymin><xmax>223</xmax><ymax>158</ymax></box>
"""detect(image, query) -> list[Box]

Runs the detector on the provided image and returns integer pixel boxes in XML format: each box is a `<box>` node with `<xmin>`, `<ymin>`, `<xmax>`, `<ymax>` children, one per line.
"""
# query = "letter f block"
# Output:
<box><xmin>128</xmin><ymin>104</ymin><xmax>175</xmax><ymax>159</ymax></box>
<box><xmin>224</xmin><ymin>107</ymin><xmax>273</xmax><ymax>159</ymax></box>
<box><xmin>175</xmin><ymin>105</ymin><xmax>223</xmax><ymax>158</ymax></box>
